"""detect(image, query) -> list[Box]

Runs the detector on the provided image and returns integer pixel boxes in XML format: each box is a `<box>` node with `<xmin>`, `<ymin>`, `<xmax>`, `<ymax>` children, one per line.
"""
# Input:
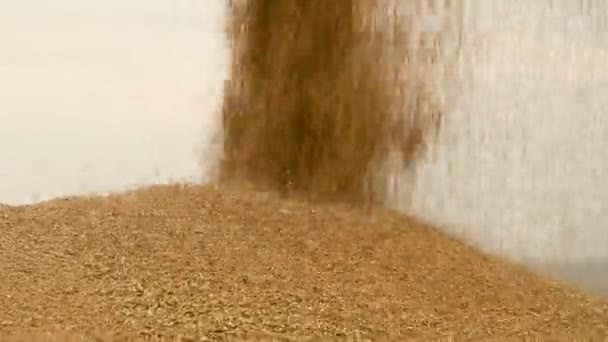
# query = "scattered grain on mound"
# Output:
<box><xmin>0</xmin><ymin>185</ymin><xmax>606</xmax><ymax>341</ymax></box>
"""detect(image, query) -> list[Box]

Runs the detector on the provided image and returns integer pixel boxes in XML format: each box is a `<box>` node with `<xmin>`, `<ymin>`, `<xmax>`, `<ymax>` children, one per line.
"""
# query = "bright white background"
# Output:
<box><xmin>0</xmin><ymin>0</ymin><xmax>227</xmax><ymax>204</ymax></box>
<box><xmin>401</xmin><ymin>0</ymin><xmax>608</xmax><ymax>263</ymax></box>
<box><xmin>1</xmin><ymin>0</ymin><xmax>606</xmax><ymax>292</ymax></box>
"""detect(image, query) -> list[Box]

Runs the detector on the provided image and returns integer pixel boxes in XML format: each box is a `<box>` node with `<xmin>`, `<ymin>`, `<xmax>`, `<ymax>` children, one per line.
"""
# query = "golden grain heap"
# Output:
<box><xmin>2</xmin><ymin>1</ymin><xmax>608</xmax><ymax>341</ymax></box>
<box><xmin>219</xmin><ymin>0</ymin><xmax>446</xmax><ymax>205</ymax></box>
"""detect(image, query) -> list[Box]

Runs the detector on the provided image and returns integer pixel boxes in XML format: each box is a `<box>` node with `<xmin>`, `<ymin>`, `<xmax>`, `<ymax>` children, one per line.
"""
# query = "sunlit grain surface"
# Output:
<box><xmin>0</xmin><ymin>185</ymin><xmax>606</xmax><ymax>340</ymax></box>
<box><xmin>1</xmin><ymin>0</ymin><xmax>607</xmax><ymax>339</ymax></box>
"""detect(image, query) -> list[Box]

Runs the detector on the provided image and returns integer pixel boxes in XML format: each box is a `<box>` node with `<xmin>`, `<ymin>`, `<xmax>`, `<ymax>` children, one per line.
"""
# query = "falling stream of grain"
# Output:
<box><xmin>217</xmin><ymin>0</ymin><xmax>608</xmax><ymax>269</ymax></box>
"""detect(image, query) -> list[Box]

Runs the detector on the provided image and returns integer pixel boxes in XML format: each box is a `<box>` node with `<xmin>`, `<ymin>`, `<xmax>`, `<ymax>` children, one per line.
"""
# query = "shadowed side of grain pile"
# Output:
<box><xmin>220</xmin><ymin>0</ymin><xmax>445</xmax><ymax>205</ymax></box>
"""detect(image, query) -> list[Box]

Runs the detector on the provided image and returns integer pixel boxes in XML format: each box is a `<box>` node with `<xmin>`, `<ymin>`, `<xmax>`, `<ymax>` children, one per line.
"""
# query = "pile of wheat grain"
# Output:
<box><xmin>0</xmin><ymin>185</ymin><xmax>606</xmax><ymax>341</ymax></box>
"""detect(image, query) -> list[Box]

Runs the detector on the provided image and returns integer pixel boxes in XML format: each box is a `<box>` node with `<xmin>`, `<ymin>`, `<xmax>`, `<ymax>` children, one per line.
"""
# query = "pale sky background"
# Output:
<box><xmin>0</xmin><ymin>0</ymin><xmax>227</xmax><ymax>203</ymax></box>
<box><xmin>0</xmin><ymin>0</ymin><xmax>607</xmax><ymax>273</ymax></box>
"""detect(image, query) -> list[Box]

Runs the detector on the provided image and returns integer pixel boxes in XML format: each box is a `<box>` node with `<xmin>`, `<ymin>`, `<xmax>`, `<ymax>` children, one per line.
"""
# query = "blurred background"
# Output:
<box><xmin>0</xmin><ymin>0</ymin><xmax>606</xmax><ymax>294</ymax></box>
<box><xmin>0</xmin><ymin>0</ymin><xmax>227</xmax><ymax>203</ymax></box>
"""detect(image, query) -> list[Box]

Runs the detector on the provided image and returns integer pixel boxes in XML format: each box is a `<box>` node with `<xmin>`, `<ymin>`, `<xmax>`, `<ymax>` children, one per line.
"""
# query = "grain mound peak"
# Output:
<box><xmin>2</xmin><ymin>1</ymin><xmax>607</xmax><ymax>341</ymax></box>
<box><xmin>1</xmin><ymin>185</ymin><xmax>607</xmax><ymax>340</ymax></box>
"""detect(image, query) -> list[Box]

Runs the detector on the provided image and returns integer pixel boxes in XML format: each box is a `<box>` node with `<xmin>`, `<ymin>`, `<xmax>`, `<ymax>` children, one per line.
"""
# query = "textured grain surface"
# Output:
<box><xmin>1</xmin><ymin>184</ymin><xmax>607</xmax><ymax>341</ymax></box>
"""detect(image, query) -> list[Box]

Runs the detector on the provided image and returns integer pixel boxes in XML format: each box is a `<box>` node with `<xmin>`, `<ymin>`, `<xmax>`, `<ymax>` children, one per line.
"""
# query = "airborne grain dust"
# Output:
<box><xmin>1</xmin><ymin>1</ymin><xmax>608</xmax><ymax>341</ymax></box>
<box><xmin>219</xmin><ymin>0</ymin><xmax>443</xmax><ymax>204</ymax></box>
